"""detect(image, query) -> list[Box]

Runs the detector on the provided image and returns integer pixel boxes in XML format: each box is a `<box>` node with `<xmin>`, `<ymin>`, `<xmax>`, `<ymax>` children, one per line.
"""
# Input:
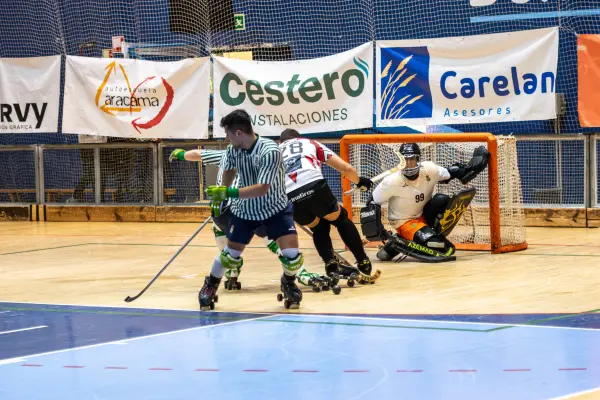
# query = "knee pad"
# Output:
<box><xmin>329</xmin><ymin>206</ymin><xmax>349</xmax><ymax>228</ymax></box>
<box><xmin>213</xmin><ymin>224</ymin><xmax>227</xmax><ymax>251</ymax></box>
<box><xmin>279</xmin><ymin>248</ymin><xmax>304</xmax><ymax>274</ymax></box>
<box><xmin>215</xmin><ymin>235</ymin><xmax>227</xmax><ymax>252</ymax></box>
<box><xmin>219</xmin><ymin>248</ymin><xmax>243</xmax><ymax>271</ymax></box>
<box><xmin>423</xmin><ymin>194</ymin><xmax>451</xmax><ymax>228</ymax></box>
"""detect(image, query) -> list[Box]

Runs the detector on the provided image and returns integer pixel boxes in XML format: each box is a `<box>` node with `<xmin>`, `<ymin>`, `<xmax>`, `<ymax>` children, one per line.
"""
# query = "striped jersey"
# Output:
<box><xmin>222</xmin><ymin>135</ymin><xmax>289</xmax><ymax>221</ymax></box>
<box><xmin>279</xmin><ymin>138</ymin><xmax>335</xmax><ymax>193</ymax></box>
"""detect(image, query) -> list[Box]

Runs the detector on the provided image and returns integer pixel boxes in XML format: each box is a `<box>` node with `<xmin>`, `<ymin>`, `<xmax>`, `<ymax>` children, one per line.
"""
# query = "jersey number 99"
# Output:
<box><xmin>415</xmin><ymin>193</ymin><xmax>425</xmax><ymax>203</ymax></box>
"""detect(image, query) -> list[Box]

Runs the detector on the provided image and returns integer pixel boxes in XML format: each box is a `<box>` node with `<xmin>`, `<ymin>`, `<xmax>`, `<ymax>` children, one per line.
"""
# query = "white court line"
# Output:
<box><xmin>0</xmin><ymin>325</ymin><xmax>47</xmax><ymax>335</ymax></box>
<box><xmin>269</xmin><ymin>313</ymin><xmax>600</xmax><ymax>332</ymax></box>
<box><xmin>0</xmin><ymin>314</ymin><xmax>274</xmax><ymax>363</ymax></box>
<box><xmin>0</xmin><ymin>358</ymin><xmax>26</xmax><ymax>365</ymax></box>
<box><xmin>552</xmin><ymin>386</ymin><xmax>600</xmax><ymax>399</ymax></box>
<box><xmin>2</xmin><ymin>300</ymin><xmax>600</xmax><ymax>332</ymax></box>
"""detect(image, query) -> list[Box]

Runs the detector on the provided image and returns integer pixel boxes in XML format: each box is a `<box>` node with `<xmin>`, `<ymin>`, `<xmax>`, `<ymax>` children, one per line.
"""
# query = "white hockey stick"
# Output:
<box><xmin>343</xmin><ymin>151</ymin><xmax>406</xmax><ymax>195</ymax></box>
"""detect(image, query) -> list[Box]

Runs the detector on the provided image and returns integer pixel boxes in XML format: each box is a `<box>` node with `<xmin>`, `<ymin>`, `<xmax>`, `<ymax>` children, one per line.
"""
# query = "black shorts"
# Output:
<box><xmin>288</xmin><ymin>179</ymin><xmax>339</xmax><ymax>226</ymax></box>
<box><xmin>227</xmin><ymin>202</ymin><xmax>295</xmax><ymax>245</ymax></box>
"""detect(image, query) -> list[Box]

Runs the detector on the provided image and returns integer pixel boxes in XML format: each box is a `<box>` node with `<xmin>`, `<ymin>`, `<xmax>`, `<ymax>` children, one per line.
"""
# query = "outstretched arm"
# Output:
<box><xmin>441</xmin><ymin>145</ymin><xmax>490</xmax><ymax>184</ymax></box>
<box><xmin>326</xmin><ymin>154</ymin><xmax>373</xmax><ymax>190</ymax></box>
<box><xmin>169</xmin><ymin>148</ymin><xmax>226</xmax><ymax>165</ymax></box>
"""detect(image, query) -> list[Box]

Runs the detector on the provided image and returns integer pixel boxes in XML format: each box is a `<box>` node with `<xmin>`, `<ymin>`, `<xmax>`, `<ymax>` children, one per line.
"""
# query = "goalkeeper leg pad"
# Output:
<box><xmin>382</xmin><ymin>234</ymin><xmax>456</xmax><ymax>263</ymax></box>
<box><xmin>431</xmin><ymin>187</ymin><xmax>476</xmax><ymax>237</ymax></box>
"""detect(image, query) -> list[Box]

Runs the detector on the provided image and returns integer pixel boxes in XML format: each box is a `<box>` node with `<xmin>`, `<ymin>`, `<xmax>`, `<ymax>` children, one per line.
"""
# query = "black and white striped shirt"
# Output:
<box><xmin>222</xmin><ymin>135</ymin><xmax>288</xmax><ymax>221</ymax></box>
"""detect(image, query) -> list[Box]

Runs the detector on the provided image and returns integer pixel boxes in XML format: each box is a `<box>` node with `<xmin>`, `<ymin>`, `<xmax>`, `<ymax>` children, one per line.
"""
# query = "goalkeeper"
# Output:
<box><xmin>360</xmin><ymin>143</ymin><xmax>489</xmax><ymax>262</ymax></box>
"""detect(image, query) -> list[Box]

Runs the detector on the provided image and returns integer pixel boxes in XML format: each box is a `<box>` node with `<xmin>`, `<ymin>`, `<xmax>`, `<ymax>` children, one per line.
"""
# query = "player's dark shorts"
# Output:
<box><xmin>288</xmin><ymin>179</ymin><xmax>339</xmax><ymax>226</ymax></box>
<box><xmin>227</xmin><ymin>201</ymin><xmax>295</xmax><ymax>245</ymax></box>
<box><xmin>214</xmin><ymin>206</ymin><xmax>268</xmax><ymax>239</ymax></box>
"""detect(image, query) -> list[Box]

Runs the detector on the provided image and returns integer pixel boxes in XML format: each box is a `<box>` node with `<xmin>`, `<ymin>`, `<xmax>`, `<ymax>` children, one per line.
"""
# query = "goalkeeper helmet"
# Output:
<box><xmin>399</xmin><ymin>143</ymin><xmax>421</xmax><ymax>180</ymax></box>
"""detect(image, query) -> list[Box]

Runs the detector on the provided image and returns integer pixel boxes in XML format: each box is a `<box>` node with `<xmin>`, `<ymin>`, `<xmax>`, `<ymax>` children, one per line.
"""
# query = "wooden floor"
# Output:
<box><xmin>1</xmin><ymin>221</ymin><xmax>599</xmax><ymax>315</ymax></box>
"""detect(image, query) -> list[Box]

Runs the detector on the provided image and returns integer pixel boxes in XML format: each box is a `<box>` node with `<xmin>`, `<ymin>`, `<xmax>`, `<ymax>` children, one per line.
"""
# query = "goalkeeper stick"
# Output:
<box><xmin>343</xmin><ymin>151</ymin><xmax>406</xmax><ymax>195</ymax></box>
<box><xmin>124</xmin><ymin>216</ymin><xmax>213</xmax><ymax>303</ymax></box>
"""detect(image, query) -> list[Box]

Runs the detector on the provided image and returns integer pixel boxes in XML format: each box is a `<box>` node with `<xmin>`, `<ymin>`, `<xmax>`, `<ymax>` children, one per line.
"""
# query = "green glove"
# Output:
<box><xmin>169</xmin><ymin>149</ymin><xmax>186</xmax><ymax>162</ymax></box>
<box><xmin>205</xmin><ymin>185</ymin><xmax>239</xmax><ymax>202</ymax></box>
<box><xmin>210</xmin><ymin>200</ymin><xmax>224</xmax><ymax>217</ymax></box>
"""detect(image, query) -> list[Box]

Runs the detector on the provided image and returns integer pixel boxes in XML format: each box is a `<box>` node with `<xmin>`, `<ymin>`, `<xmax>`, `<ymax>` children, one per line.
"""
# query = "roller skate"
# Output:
<box><xmin>223</xmin><ymin>267</ymin><xmax>242</xmax><ymax>290</ymax></box>
<box><xmin>276</xmin><ymin>274</ymin><xmax>303</xmax><ymax>309</ymax></box>
<box><xmin>355</xmin><ymin>259</ymin><xmax>382</xmax><ymax>285</ymax></box>
<box><xmin>325</xmin><ymin>259</ymin><xmax>359</xmax><ymax>288</ymax></box>
<box><xmin>199</xmin><ymin>275</ymin><xmax>220</xmax><ymax>311</ymax></box>
<box><xmin>297</xmin><ymin>267</ymin><xmax>341</xmax><ymax>295</ymax></box>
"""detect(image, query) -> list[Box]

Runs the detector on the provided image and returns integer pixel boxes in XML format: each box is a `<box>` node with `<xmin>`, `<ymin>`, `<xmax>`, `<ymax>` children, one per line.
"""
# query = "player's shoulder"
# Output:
<box><xmin>379</xmin><ymin>170</ymin><xmax>403</xmax><ymax>186</ymax></box>
<box><xmin>420</xmin><ymin>161</ymin><xmax>441</xmax><ymax>172</ymax></box>
<box><xmin>258</xmin><ymin>136</ymin><xmax>281</xmax><ymax>154</ymax></box>
<box><xmin>258</xmin><ymin>136</ymin><xmax>278</xmax><ymax>147</ymax></box>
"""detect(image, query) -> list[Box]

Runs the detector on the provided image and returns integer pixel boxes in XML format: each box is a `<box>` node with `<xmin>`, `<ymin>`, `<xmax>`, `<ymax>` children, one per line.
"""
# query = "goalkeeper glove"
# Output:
<box><xmin>169</xmin><ymin>149</ymin><xmax>186</xmax><ymax>162</ymax></box>
<box><xmin>205</xmin><ymin>185</ymin><xmax>239</xmax><ymax>202</ymax></box>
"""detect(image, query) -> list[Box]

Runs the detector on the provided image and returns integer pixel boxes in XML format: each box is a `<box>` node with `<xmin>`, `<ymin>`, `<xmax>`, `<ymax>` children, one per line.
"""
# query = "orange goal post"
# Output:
<box><xmin>339</xmin><ymin>133</ymin><xmax>528</xmax><ymax>254</ymax></box>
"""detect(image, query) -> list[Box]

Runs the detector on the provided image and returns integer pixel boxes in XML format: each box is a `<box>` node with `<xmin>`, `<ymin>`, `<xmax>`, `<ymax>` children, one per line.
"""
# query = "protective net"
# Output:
<box><xmin>161</xmin><ymin>143</ymin><xmax>227</xmax><ymax>204</ymax></box>
<box><xmin>0</xmin><ymin>149</ymin><xmax>37</xmax><ymax>203</ymax></box>
<box><xmin>346</xmin><ymin>136</ymin><xmax>526</xmax><ymax>248</ymax></box>
<box><xmin>42</xmin><ymin>144</ymin><xmax>154</xmax><ymax>204</ymax></box>
<box><xmin>0</xmin><ymin>0</ymin><xmax>599</xmax><ymax>139</ymax></box>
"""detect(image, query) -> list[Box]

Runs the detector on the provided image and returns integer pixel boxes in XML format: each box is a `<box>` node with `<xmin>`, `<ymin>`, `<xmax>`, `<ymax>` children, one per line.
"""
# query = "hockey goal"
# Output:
<box><xmin>340</xmin><ymin>133</ymin><xmax>528</xmax><ymax>254</ymax></box>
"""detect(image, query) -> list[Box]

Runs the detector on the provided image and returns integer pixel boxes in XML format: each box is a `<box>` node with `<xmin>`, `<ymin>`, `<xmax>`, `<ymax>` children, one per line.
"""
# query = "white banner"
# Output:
<box><xmin>0</xmin><ymin>56</ymin><xmax>61</xmax><ymax>133</ymax></box>
<box><xmin>213</xmin><ymin>42</ymin><xmax>373</xmax><ymax>137</ymax></box>
<box><xmin>376</xmin><ymin>27</ymin><xmax>559</xmax><ymax>127</ymax></box>
<box><xmin>63</xmin><ymin>56</ymin><xmax>210</xmax><ymax>139</ymax></box>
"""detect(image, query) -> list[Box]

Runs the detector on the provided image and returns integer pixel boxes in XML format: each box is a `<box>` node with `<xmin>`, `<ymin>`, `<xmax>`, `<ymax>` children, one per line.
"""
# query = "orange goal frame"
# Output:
<box><xmin>340</xmin><ymin>133</ymin><xmax>528</xmax><ymax>254</ymax></box>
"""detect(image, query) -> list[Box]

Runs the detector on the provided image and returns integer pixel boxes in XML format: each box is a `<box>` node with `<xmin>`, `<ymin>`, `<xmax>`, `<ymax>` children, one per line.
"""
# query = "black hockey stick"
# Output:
<box><xmin>124</xmin><ymin>216</ymin><xmax>213</xmax><ymax>303</ymax></box>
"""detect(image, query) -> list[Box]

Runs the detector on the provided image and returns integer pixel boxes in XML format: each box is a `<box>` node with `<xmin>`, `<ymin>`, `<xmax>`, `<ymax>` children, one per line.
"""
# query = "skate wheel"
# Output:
<box><xmin>277</xmin><ymin>293</ymin><xmax>284</xmax><ymax>302</ymax></box>
<box><xmin>209</xmin><ymin>302</ymin><xmax>215</xmax><ymax>310</ymax></box>
<box><xmin>347</xmin><ymin>280</ymin><xmax>355</xmax><ymax>288</ymax></box>
<box><xmin>322</xmin><ymin>285</ymin><xmax>330</xmax><ymax>291</ymax></box>
<box><xmin>332</xmin><ymin>285</ymin><xmax>341</xmax><ymax>295</ymax></box>
<box><xmin>236</xmin><ymin>282</ymin><xmax>242</xmax><ymax>290</ymax></box>
<box><xmin>214</xmin><ymin>295</ymin><xmax>219</xmax><ymax>303</ymax></box>
<box><xmin>312</xmin><ymin>286</ymin><xmax>321</xmax><ymax>293</ymax></box>
<box><xmin>284</xmin><ymin>300</ymin><xmax>291</xmax><ymax>309</ymax></box>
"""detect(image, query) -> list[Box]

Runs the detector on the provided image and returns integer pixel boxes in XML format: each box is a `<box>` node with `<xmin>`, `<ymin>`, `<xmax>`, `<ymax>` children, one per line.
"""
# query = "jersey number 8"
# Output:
<box><xmin>415</xmin><ymin>193</ymin><xmax>425</xmax><ymax>203</ymax></box>
<box><xmin>289</xmin><ymin>142</ymin><xmax>304</xmax><ymax>155</ymax></box>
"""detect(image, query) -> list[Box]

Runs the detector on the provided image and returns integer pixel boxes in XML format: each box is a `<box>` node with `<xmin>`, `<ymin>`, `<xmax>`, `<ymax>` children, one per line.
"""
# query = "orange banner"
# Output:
<box><xmin>578</xmin><ymin>35</ymin><xmax>600</xmax><ymax>127</ymax></box>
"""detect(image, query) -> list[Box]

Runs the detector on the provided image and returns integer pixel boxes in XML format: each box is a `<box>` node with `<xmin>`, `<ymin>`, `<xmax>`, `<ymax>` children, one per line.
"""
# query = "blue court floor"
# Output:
<box><xmin>1</xmin><ymin>302</ymin><xmax>599</xmax><ymax>400</ymax></box>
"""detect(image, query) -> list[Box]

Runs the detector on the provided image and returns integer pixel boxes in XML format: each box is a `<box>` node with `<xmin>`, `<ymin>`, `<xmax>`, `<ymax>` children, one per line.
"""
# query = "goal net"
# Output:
<box><xmin>340</xmin><ymin>133</ymin><xmax>527</xmax><ymax>254</ymax></box>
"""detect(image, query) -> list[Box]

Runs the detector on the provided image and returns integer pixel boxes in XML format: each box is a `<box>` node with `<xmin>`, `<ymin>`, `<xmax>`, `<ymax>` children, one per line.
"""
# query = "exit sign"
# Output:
<box><xmin>234</xmin><ymin>14</ymin><xmax>245</xmax><ymax>31</ymax></box>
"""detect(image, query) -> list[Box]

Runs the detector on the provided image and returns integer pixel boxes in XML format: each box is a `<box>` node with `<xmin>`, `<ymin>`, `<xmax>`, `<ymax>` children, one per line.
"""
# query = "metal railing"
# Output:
<box><xmin>0</xmin><ymin>136</ymin><xmax>597</xmax><ymax>209</ymax></box>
